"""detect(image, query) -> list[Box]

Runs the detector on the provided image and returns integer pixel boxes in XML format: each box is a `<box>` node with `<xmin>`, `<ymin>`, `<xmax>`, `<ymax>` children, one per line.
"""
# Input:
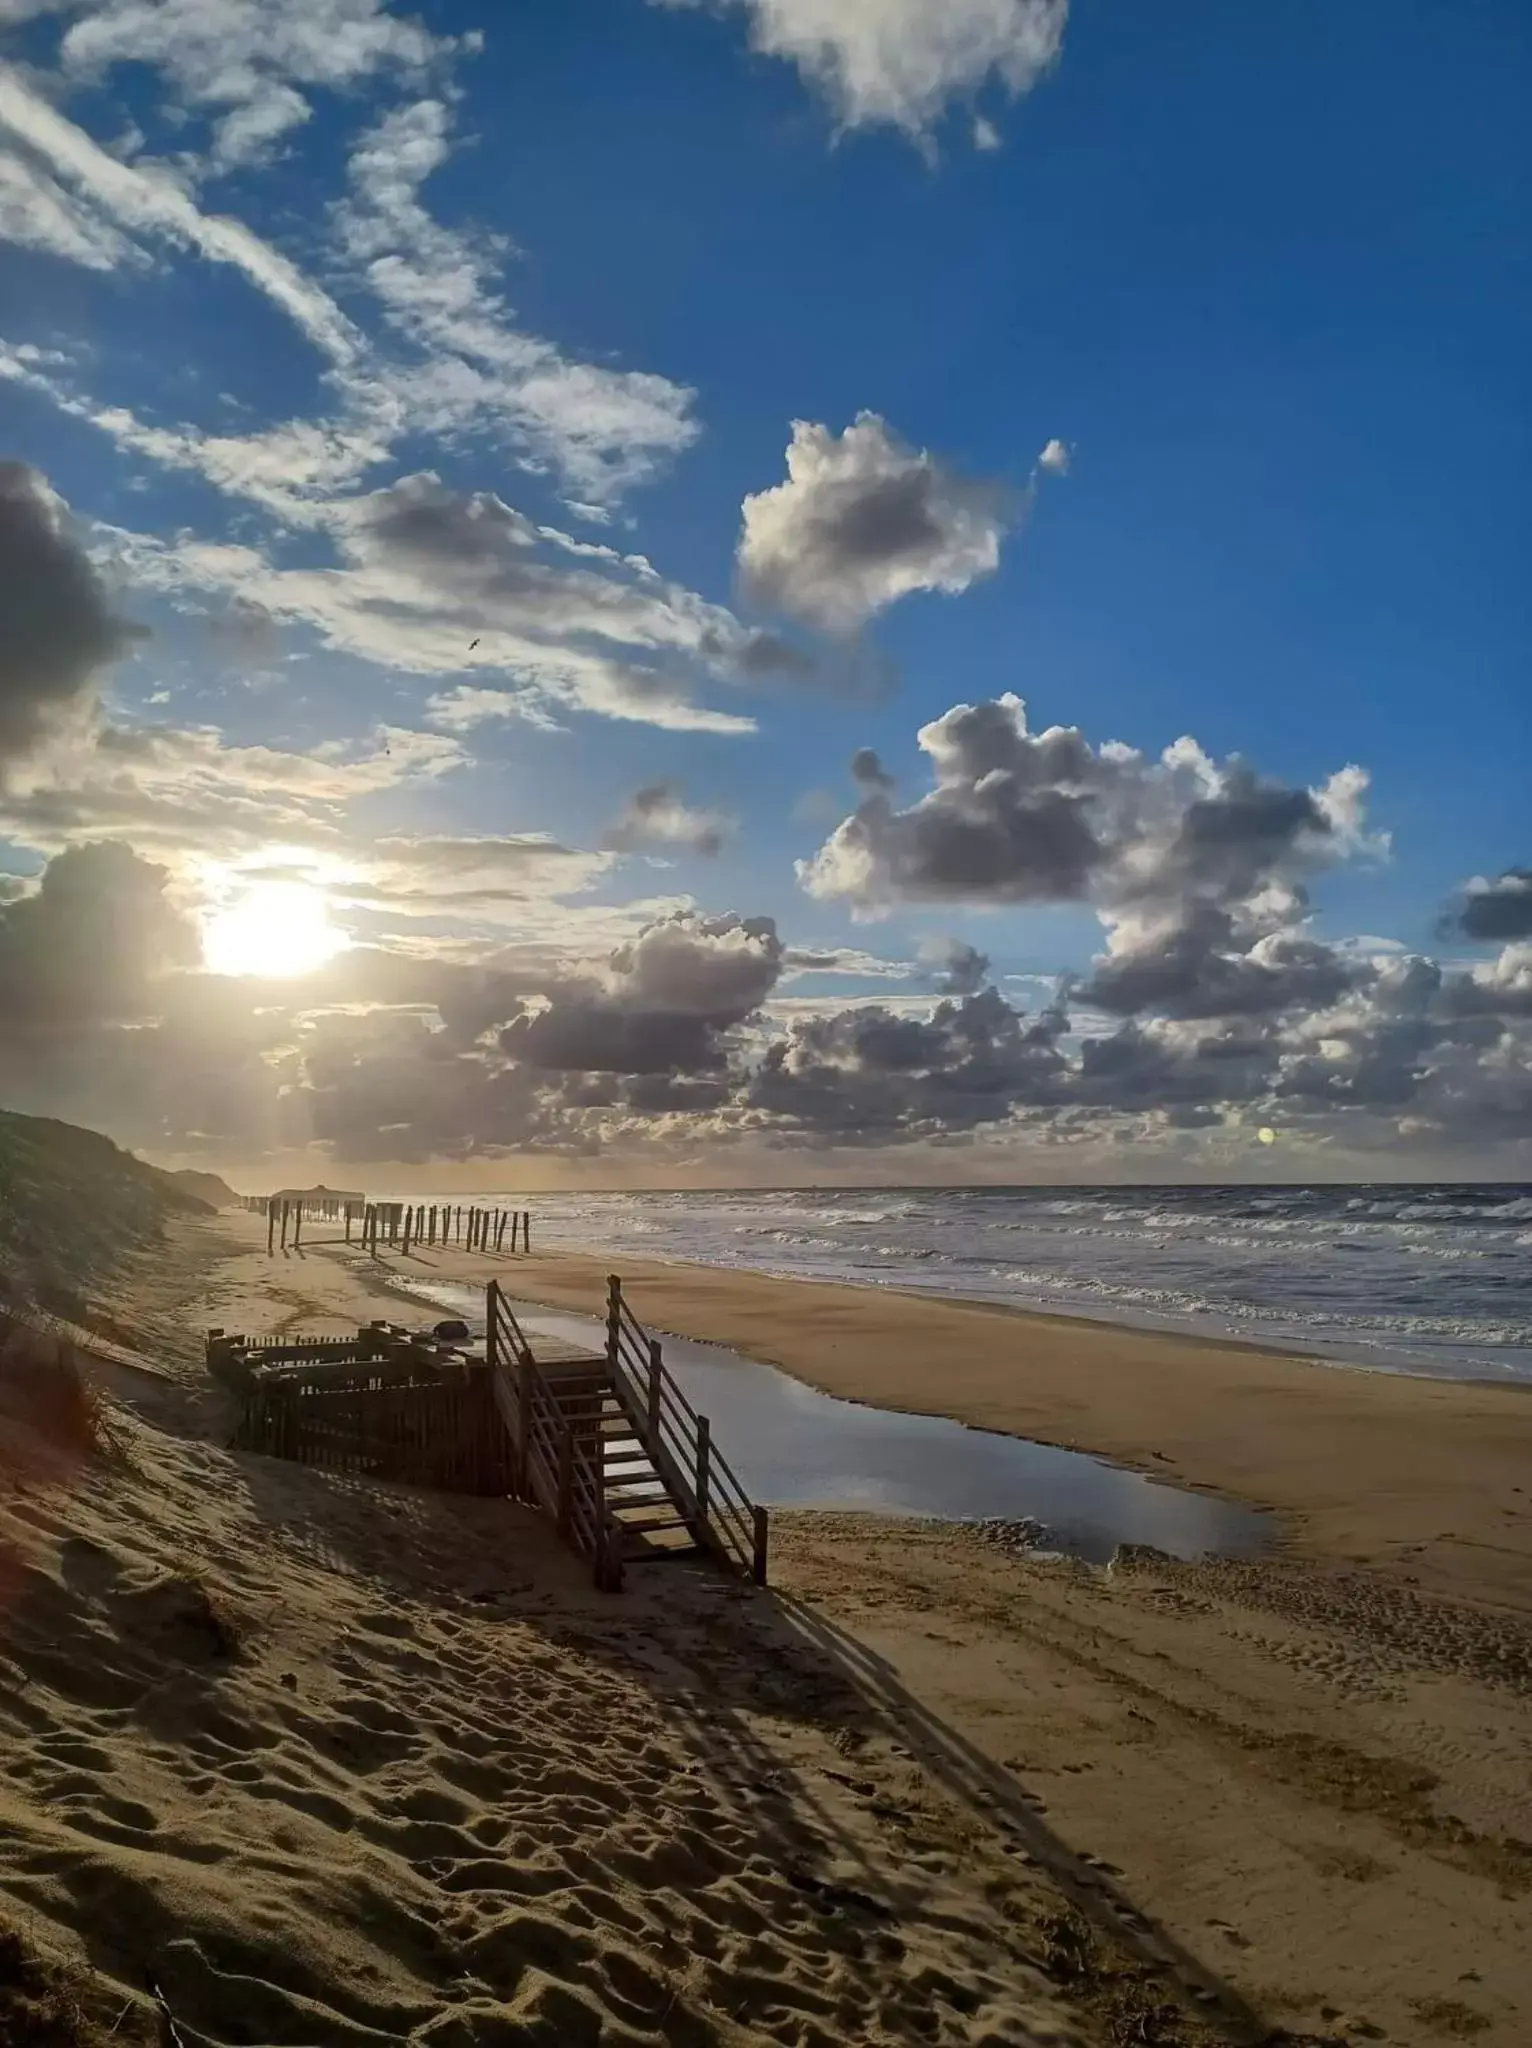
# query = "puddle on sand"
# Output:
<box><xmin>414</xmin><ymin>1285</ymin><xmax>1270</xmax><ymax>1564</ymax></box>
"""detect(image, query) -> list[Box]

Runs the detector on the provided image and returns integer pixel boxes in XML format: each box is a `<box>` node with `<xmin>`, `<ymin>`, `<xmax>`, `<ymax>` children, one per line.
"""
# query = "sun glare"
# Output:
<box><xmin>201</xmin><ymin>881</ymin><xmax>349</xmax><ymax>979</ymax></box>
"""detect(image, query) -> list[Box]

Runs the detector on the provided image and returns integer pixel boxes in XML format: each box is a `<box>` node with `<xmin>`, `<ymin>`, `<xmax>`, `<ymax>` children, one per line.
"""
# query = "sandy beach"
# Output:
<box><xmin>196</xmin><ymin>1211</ymin><xmax>1532</xmax><ymax>1611</ymax></box>
<box><xmin>3</xmin><ymin>1206</ymin><xmax>1530</xmax><ymax>2044</ymax></box>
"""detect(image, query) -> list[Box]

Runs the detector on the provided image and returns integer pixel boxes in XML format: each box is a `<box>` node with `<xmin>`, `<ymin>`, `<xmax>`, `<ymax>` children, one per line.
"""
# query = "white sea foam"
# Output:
<box><xmin>407</xmin><ymin>1181</ymin><xmax>1532</xmax><ymax>1384</ymax></box>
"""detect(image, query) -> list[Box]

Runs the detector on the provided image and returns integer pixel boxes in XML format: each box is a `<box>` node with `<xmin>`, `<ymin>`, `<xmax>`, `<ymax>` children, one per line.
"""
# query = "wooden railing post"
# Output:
<box><xmin>606</xmin><ymin>1275</ymin><xmax>622</xmax><ymax>1369</ymax></box>
<box><xmin>517</xmin><ymin>1369</ymin><xmax>532</xmax><ymax>1498</ymax></box>
<box><xmin>752</xmin><ymin>1506</ymin><xmax>770</xmax><ymax>1587</ymax></box>
<box><xmin>646</xmin><ymin>1338</ymin><xmax>663</xmax><ymax>1441</ymax></box>
<box><xmin>694</xmin><ymin>1415</ymin><xmax>711</xmax><ymax>1528</ymax></box>
<box><xmin>557</xmin><ymin>1429</ymin><xmax>574</xmax><ymax>1535</ymax></box>
<box><xmin>485</xmin><ymin>1283</ymin><xmax>499</xmax><ymax>1371</ymax></box>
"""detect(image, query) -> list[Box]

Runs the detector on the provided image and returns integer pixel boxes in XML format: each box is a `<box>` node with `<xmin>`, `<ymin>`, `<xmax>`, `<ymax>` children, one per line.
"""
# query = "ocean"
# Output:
<box><xmin>424</xmin><ymin>1183</ymin><xmax>1532</xmax><ymax>1385</ymax></box>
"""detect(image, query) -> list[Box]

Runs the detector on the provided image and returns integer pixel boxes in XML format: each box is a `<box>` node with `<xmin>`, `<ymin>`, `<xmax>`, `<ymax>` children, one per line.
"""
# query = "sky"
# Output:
<box><xmin>0</xmin><ymin>0</ymin><xmax>1528</xmax><ymax>1187</ymax></box>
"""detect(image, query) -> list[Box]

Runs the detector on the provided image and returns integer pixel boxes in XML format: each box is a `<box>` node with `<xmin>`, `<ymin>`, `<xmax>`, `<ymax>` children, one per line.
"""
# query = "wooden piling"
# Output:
<box><xmin>267</xmin><ymin>1201</ymin><xmax>275</xmax><ymax>1256</ymax></box>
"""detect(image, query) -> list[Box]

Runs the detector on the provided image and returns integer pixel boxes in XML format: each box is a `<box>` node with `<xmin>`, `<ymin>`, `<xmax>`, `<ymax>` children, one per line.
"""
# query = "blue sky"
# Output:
<box><xmin>0</xmin><ymin>0</ymin><xmax>1528</xmax><ymax>1181</ymax></box>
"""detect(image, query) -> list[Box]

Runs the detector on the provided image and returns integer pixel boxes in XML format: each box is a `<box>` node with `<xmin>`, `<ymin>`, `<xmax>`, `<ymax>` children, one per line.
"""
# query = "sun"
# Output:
<box><xmin>202</xmin><ymin>881</ymin><xmax>349</xmax><ymax>979</ymax></box>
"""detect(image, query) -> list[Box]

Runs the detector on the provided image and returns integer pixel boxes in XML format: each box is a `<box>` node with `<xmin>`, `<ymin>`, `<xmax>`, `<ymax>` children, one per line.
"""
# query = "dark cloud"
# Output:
<box><xmin>806</xmin><ymin>697</ymin><xmax>1357</xmax><ymax>920</ymax></box>
<box><xmin>1448</xmin><ymin>868</ymin><xmax>1532</xmax><ymax>943</ymax></box>
<box><xmin>1083</xmin><ymin>917</ymin><xmax>1358</xmax><ymax>1020</ymax></box>
<box><xmin>0</xmin><ymin>843</ymin><xmax>199</xmax><ymax>1027</ymax></box>
<box><xmin>503</xmin><ymin>913</ymin><xmax>784</xmax><ymax>1076</ymax></box>
<box><xmin>0</xmin><ymin>461</ymin><xmax>144</xmax><ymax>766</ymax></box>
<box><xmin>920</xmin><ymin>936</ymin><xmax>991</xmax><ymax>996</ymax></box>
<box><xmin>749</xmin><ymin>987</ymin><xmax>1068</xmax><ymax>1140</ymax></box>
<box><xmin>603</xmin><ymin>783</ymin><xmax>733</xmax><ymax>858</ymax></box>
<box><xmin>850</xmin><ymin>747</ymin><xmax>895</xmax><ymax>792</ymax></box>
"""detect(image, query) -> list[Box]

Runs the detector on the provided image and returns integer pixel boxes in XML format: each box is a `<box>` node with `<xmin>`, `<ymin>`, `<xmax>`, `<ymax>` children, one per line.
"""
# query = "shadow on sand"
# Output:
<box><xmin>218</xmin><ymin>1436</ymin><xmax>1285</xmax><ymax>2047</ymax></box>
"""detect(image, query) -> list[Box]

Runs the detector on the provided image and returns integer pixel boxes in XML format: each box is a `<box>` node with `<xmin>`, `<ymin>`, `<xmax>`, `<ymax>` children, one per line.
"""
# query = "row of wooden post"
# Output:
<box><xmin>266</xmin><ymin>1199</ymin><xmax>531</xmax><ymax>1257</ymax></box>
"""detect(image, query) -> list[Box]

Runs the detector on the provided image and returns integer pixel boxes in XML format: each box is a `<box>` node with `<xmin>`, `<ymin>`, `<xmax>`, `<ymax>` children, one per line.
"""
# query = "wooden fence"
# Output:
<box><xmin>233</xmin><ymin>1368</ymin><xmax>512</xmax><ymax>1495</ymax></box>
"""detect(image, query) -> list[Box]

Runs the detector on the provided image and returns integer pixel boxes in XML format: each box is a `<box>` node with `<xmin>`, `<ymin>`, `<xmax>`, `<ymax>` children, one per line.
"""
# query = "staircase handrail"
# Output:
<box><xmin>489</xmin><ymin>1281</ymin><xmax>623</xmax><ymax>1589</ymax></box>
<box><xmin>605</xmin><ymin>1276</ymin><xmax>767</xmax><ymax>1584</ymax></box>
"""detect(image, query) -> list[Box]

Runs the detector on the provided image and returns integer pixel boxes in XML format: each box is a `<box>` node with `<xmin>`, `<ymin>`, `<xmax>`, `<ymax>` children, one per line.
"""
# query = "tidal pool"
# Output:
<box><xmin>414</xmin><ymin>1285</ymin><xmax>1270</xmax><ymax>1564</ymax></box>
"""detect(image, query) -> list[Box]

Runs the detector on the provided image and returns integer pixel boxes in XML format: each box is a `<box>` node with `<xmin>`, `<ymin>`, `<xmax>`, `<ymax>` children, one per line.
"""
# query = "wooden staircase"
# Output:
<box><xmin>485</xmin><ymin>1277</ymin><xmax>768</xmax><ymax>1593</ymax></box>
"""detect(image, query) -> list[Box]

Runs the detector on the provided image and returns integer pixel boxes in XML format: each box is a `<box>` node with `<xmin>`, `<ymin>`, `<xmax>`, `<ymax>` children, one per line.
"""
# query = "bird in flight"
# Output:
<box><xmin>468</xmin><ymin>637</ymin><xmax>481</xmax><ymax>651</ymax></box>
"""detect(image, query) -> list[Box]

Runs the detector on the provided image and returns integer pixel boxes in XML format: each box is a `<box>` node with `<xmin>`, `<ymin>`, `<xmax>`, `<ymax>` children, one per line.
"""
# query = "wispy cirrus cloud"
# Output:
<box><xmin>334</xmin><ymin>97</ymin><xmax>700</xmax><ymax>506</ymax></box>
<box><xmin>53</xmin><ymin>0</ymin><xmax>465</xmax><ymax>171</ymax></box>
<box><xmin>104</xmin><ymin>471</ymin><xmax>762</xmax><ymax>734</ymax></box>
<box><xmin>0</xmin><ymin>51</ymin><xmax>696</xmax><ymax>511</ymax></box>
<box><xmin>0</xmin><ymin>66</ymin><xmax>367</xmax><ymax>361</ymax></box>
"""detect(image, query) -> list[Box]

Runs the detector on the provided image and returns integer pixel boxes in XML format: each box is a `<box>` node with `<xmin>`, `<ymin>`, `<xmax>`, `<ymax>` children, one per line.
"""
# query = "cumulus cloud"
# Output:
<box><xmin>919</xmin><ymin>934</ymin><xmax>991</xmax><ymax>995</ymax></box>
<box><xmin>0</xmin><ymin>842</ymin><xmax>198</xmax><ymax>1025</ymax></box>
<box><xmin>0</xmin><ymin>460</ymin><xmax>143</xmax><ymax>768</ymax></box>
<box><xmin>604</xmin><ymin>783</ymin><xmax>735</xmax><ymax>858</ymax></box>
<box><xmin>850</xmin><ymin>746</ymin><xmax>896</xmax><ymax>792</ymax></box>
<box><xmin>1448</xmin><ymin>867</ymin><xmax>1532</xmax><ymax>944</ymax></box>
<box><xmin>803</xmin><ymin>695</ymin><xmax>1390</xmax><ymax>1036</ymax></box>
<box><xmin>653</xmin><ymin>0</ymin><xmax>1068</xmax><ymax>148</ymax></box>
<box><xmin>503</xmin><ymin>913</ymin><xmax>784</xmax><ymax>1077</ymax></box>
<box><xmin>1035</xmin><ymin>436</ymin><xmax>1070</xmax><ymax>477</ymax></box>
<box><xmin>804</xmin><ymin>694</ymin><xmax>1366</xmax><ymax>924</ymax></box>
<box><xmin>738</xmin><ymin>414</ymin><xmax>1009</xmax><ymax>634</ymax></box>
<box><xmin>750</xmin><ymin>986</ymin><xmax>1068</xmax><ymax>1140</ymax></box>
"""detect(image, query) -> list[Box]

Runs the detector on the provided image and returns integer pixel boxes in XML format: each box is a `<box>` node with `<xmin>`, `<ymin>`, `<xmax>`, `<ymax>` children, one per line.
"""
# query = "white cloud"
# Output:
<box><xmin>604</xmin><ymin>782</ymin><xmax>736</xmax><ymax>857</ymax></box>
<box><xmin>0</xmin><ymin>66</ymin><xmax>364</xmax><ymax>363</ymax></box>
<box><xmin>0</xmin><ymin>716</ymin><xmax>464</xmax><ymax>867</ymax></box>
<box><xmin>1036</xmin><ymin>436</ymin><xmax>1070</xmax><ymax>476</ymax></box>
<box><xmin>56</xmin><ymin>0</ymin><xmax>461</xmax><ymax>171</ymax></box>
<box><xmin>653</xmin><ymin>0</ymin><xmax>1068</xmax><ymax>146</ymax></box>
<box><xmin>1</xmin><ymin>72</ymin><xmax>697</xmax><ymax>513</ymax></box>
<box><xmin>106</xmin><ymin>473</ymin><xmax>764</xmax><ymax>734</ymax></box>
<box><xmin>334</xmin><ymin>98</ymin><xmax>699</xmax><ymax>505</ymax></box>
<box><xmin>739</xmin><ymin>412</ymin><xmax>1009</xmax><ymax>634</ymax></box>
<box><xmin>0</xmin><ymin>141</ymin><xmax>140</xmax><ymax>267</ymax></box>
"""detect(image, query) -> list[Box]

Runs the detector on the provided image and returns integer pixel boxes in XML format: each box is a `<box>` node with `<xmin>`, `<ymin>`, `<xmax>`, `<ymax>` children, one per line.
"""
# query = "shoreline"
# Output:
<box><xmin>197</xmin><ymin>1212</ymin><xmax>1532</xmax><ymax>1614</ymax></box>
